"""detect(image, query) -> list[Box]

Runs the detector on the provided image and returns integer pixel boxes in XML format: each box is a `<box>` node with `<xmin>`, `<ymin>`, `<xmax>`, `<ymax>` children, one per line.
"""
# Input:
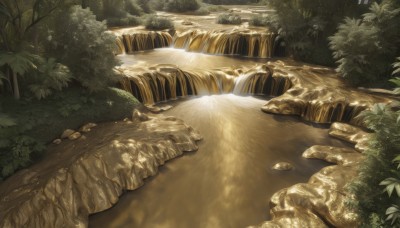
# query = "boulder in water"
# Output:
<box><xmin>272</xmin><ymin>162</ymin><xmax>293</xmax><ymax>171</ymax></box>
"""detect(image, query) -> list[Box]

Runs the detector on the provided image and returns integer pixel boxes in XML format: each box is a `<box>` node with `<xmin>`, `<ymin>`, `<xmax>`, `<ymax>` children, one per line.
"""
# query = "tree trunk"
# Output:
<box><xmin>12</xmin><ymin>71</ymin><xmax>20</xmax><ymax>99</ymax></box>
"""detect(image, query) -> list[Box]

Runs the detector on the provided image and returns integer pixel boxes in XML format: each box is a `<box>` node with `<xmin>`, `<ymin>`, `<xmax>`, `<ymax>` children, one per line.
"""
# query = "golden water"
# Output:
<box><xmin>118</xmin><ymin>64</ymin><xmax>291</xmax><ymax>105</ymax></box>
<box><xmin>115</xmin><ymin>31</ymin><xmax>172</xmax><ymax>54</ymax></box>
<box><xmin>174</xmin><ymin>30</ymin><xmax>276</xmax><ymax>58</ymax></box>
<box><xmin>89</xmin><ymin>95</ymin><xmax>349</xmax><ymax>227</ymax></box>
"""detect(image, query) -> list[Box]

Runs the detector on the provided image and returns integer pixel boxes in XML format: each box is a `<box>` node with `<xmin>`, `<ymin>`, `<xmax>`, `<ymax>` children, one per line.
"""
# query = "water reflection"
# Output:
<box><xmin>118</xmin><ymin>48</ymin><xmax>266</xmax><ymax>70</ymax></box>
<box><xmin>89</xmin><ymin>95</ymin><xmax>348</xmax><ymax>228</ymax></box>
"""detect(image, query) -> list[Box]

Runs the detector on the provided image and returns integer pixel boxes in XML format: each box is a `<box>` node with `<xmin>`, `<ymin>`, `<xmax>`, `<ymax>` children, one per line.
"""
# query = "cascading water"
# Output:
<box><xmin>114</xmin><ymin>31</ymin><xmax>173</xmax><ymax>54</ymax></box>
<box><xmin>118</xmin><ymin>64</ymin><xmax>292</xmax><ymax>106</ymax></box>
<box><xmin>173</xmin><ymin>29</ymin><xmax>276</xmax><ymax>58</ymax></box>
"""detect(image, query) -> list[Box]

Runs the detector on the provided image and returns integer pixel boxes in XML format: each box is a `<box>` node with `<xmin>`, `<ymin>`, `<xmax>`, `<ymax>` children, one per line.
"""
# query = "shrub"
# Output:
<box><xmin>348</xmin><ymin>78</ymin><xmax>400</xmax><ymax>227</ymax></box>
<box><xmin>265</xmin><ymin>0</ymin><xmax>369</xmax><ymax>66</ymax></box>
<box><xmin>51</xmin><ymin>6</ymin><xmax>120</xmax><ymax>92</ymax></box>
<box><xmin>216</xmin><ymin>13</ymin><xmax>242</xmax><ymax>25</ymax></box>
<box><xmin>193</xmin><ymin>7</ymin><xmax>210</xmax><ymax>15</ymax></box>
<box><xmin>144</xmin><ymin>15</ymin><xmax>174</xmax><ymax>30</ymax></box>
<box><xmin>163</xmin><ymin>0</ymin><xmax>200</xmax><ymax>12</ymax></box>
<box><xmin>203</xmin><ymin>0</ymin><xmax>258</xmax><ymax>4</ymax></box>
<box><xmin>249</xmin><ymin>14</ymin><xmax>269</xmax><ymax>26</ymax></box>
<box><xmin>107</xmin><ymin>15</ymin><xmax>142</xmax><ymax>27</ymax></box>
<box><xmin>0</xmin><ymin>87</ymin><xmax>140</xmax><ymax>180</ymax></box>
<box><xmin>329</xmin><ymin>0</ymin><xmax>400</xmax><ymax>86</ymax></box>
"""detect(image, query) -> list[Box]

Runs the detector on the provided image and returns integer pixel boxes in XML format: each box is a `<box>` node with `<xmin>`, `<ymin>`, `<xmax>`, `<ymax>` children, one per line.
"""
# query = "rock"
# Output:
<box><xmin>52</xmin><ymin>139</ymin><xmax>62</xmax><ymax>145</ymax></box>
<box><xmin>132</xmin><ymin>109</ymin><xmax>149</xmax><ymax>122</ymax></box>
<box><xmin>79</xmin><ymin>123</ymin><xmax>97</xmax><ymax>133</ymax></box>
<box><xmin>61</xmin><ymin>129</ymin><xmax>75</xmax><ymax>139</ymax></box>
<box><xmin>68</xmin><ymin>132</ymin><xmax>81</xmax><ymax>140</ymax></box>
<box><xmin>0</xmin><ymin>115</ymin><xmax>201</xmax><ymax>227</ymax></box>
<box><xmin>147</xmin><ymin>105</ymin><xmax>173</xmax><ymax>113</ymax></box>
<box><xmin>80</xmin><ymin>135</ymin><xmax>87</xmax><ymax>140</ymax></box>
<box><xmin>181</xmin><ymin>20</ymin><xmax>193</xmax><ymax>25</ymax></box>
<box><xmin>123</xmin><ymin>118</ymin><xmax>129</xmax><ymax>122</ymax></box>
<box><xmin>272</xmin><ymin>162</ymin><xmax>293</xmax><ymax>171</ymax></box>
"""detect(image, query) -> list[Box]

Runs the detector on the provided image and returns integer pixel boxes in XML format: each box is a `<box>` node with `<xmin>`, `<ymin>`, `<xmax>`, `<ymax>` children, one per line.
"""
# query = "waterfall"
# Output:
<box><xmin>118</xmin><ymin>64</ymin><xmax>291</xmax><ymax>105</ymax></box>
<box><xmin>115</xmin><ymin>31</ymin><xmax>173</xmax><ymax>54</ymax></box>
<box><xmin>118</xmin><ymin>65</ymin><xmax>239</xmax><ymax>105</ymax></box>
<box><xmin>233</xmin><ymin>65</ymin><xmax>291</xmax><ymax>96</ymax></box>
<box><xmin>173</xmin><ymin>30</ymin><xmax>276</xmax><ymax>58</ymax></box>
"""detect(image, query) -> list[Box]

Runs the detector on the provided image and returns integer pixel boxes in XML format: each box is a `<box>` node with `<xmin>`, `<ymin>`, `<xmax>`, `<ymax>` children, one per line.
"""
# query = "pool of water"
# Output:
<box><xmin>89</xmin><ymin>94</ymin><xmax>349</xmax><ymax>228</ymax></box>
<box><xmin>118</xmin><ymin>48</ymin><xmax>268</xmax><ymax>70</ymax></box>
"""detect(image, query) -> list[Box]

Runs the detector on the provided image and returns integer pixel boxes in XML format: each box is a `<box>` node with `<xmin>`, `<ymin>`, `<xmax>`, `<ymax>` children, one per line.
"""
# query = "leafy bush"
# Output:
<box><xmin>144</xmin><ymin>15</ymin><xmax>174</xmax><ymax>30</ymax></box>
<box><xmin>216</xmin><ymin>13</ymin><xmax>242</xmax><ymax>25</ymax></box>
<box><xmin>107</xmin><ymin>15</ymin><xmax>142</xmax><ymax>27</ymax></box>
<box><xmin>203</xmin><ymin>0</ymin><xmax>258</xmax><ymax>4</ymax></box>
<box><xmin>348</xmin><ymin>88</ymin><xmax>400</xmax><ymax>227</ymax></box>
<box><xmin>0</xmin><ymin>87</ymin><xmax>139</xmax><ymax>180</ymax></box>
<box><xmin>50</xmin><ymin>6</ymin><xmax>120</xmax><ymax>92</ymax></box>
<box><xmin>329</xmin><ymin>0</ymin><xmax>400</xmax><ymax>86</ymax></box>
<box><xmin>265</xmin><ymin>0</ymin><xmax>369</xmax><ymax>66</ymax></box>
<box><xmin>163</xmin><ymin>0</ymin><xmax>200</xmax><ymax>12</ymax></box>
<box><xmin>249</xmin><ymin>15</ymin><xmax>269</xmax><ymax>26</ymax></box>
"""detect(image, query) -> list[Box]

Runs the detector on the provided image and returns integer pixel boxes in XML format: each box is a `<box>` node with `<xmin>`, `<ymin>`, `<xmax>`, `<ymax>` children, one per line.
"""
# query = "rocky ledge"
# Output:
<box><xmin>250</xmin><ymin>122</ymin><xmax>371</xmax><ymax>227</ymax></box>
<box><xmin>0</xmin><ymin>111</ymin><xmax>201</xmax><ymax>227</ymax></box>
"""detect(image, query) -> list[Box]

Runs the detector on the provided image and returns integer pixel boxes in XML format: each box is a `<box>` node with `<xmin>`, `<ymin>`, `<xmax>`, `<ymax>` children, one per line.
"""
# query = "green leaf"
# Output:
<box><xmin>380</xmin><ymin>178</ymin><xmax>400</xmax><ymax>197</ymax></box>
<box><xmin>0</xmin><ymin>51</ymin><xmax>38</xmax><ymax>75</ymax></box>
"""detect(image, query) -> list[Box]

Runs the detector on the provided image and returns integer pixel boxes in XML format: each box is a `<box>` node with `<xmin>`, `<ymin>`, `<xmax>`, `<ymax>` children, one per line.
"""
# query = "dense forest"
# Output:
<box><xmin>1</xmin><ymin>0</ymin><xmax>400</xmax><ymax>226</ymax></box>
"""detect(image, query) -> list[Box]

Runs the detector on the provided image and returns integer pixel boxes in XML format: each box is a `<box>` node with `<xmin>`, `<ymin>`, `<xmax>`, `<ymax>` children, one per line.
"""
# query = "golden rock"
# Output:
<box><xmin>272</xmin><ymin>162</ymin><xmax>293</xmax><ymax>171</ymax></box>
<box><xmin>68</xmin><ymin>132</ymin><xmax>81</xmax><ymax>140</ymax></box>
<box><xmin>61</xmin><ymin>129</ymin><xmax>75</xmax><ymax>139</ymax></box>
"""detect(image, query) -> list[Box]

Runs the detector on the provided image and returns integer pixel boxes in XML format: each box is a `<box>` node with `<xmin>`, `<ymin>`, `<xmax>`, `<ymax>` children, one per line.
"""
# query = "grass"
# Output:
<box><xmin>0</xmin><ymin>86</ymin><xmax>140</xmax><ymax>180</ymax></box>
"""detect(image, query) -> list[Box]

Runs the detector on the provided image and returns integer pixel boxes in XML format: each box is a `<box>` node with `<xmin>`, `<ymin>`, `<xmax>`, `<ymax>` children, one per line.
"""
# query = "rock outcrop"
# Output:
<box><xmin>0</xmin><ymin>112</ymin><xmax>201</xmax><ymax>227</ymax></box>
<box><xmin>250</xmin><ymin>123</ymin><xmax>369</xmax><ymax>227</ymax></box>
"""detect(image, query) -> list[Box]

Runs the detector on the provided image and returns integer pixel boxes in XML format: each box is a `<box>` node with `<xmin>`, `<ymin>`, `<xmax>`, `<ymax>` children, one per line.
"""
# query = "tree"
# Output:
<box><xmin>348</xmin><ymin>74</ymin><xmax>400</xmax><ymax>227</ymax></box>
<box><xmin>329</xmin><ymin>0</ymin><xmax>400</xmax><ymax>86</ymax></box>
<box><xmin>264</xmin><ymin>0</ymin><xmax>369</xmax><ymax>66</ymax></box>
<box><xmin>0</xmin><ymin>0</ymin><xmax>63</xmax><ymax>99</ymax></box>
<box><xmin>50</xmin><ymin>6</ymin><xmax>120</xmax><ymax>92</ymax></box>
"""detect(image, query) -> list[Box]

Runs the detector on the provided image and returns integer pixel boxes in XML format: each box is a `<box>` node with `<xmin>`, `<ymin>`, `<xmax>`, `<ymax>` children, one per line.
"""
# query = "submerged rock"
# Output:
<box><xmin>272</xmin><ymin>162</ymin><xmax>293</xmax><ymax>171</ymax></box>
<box><xmin>0</xmin><ymin>115</ymin><xmax>201</xmax><ymax>227</ymax></box>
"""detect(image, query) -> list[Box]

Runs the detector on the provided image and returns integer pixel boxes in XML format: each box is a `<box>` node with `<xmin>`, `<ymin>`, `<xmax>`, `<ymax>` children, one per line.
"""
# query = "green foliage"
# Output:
<box><xmin>393</xmin><ymin>57</ymin><xmax>400</xmax><ymax>76</ymax></box>
<box><xmin>249</xmin><ymin>15</ymin><xmax>269</xmax><ymax>27</ymax></box>
<box><xmin>216</xmin><ymin>13</ymin><xmax>242</xmax><ymax>25</ymax></box>
<box><xmin>348</xmin><ymin>79</ymin><xmax>400</xmax><ymax>227</ymax></box>
<box><xmin>27</xmin><ymin>58</ymin><xmax>71</xmax><ymax>100</ymax></box>
<box><xmin>144</xmin><ymin>15</ymin><xmax>174</xmax><ymax>30</ymax></box>
<box><xmin>329</xmin><ymin>0</ymin><xmax>400</xmax><ymax>86</ymax></box>
<box><xmin>106</xmin><ymin>15</ymin><xmax>142</xmax><ymax>27</ymax></box>
<box><xmin>51</xmin><ymin>6</ymin><xmax>120</xmax><ymax>92</ymax></box>
<box><xmin>266</xmin><ymin>0</ymin><xmax>368</xmax><ymax>66</ymax></box>
<box><xmin>0</xmin><ymin>86</ymin><xmax>139</xmax><ymax>180</ymax></box>
<box><xmin>163</xmin><ymin>0</ymin><xmax>200</xmax><ymax>12</ymax></box>
<box><xmin>202</xmin><ymin>0</ymin><xmax>258</xmax><ymax>4</ymax></box>
<box><xmin>0</xmin><ymin>52</ymin><xmax>37</xmax><ymax>76</ymax></box>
